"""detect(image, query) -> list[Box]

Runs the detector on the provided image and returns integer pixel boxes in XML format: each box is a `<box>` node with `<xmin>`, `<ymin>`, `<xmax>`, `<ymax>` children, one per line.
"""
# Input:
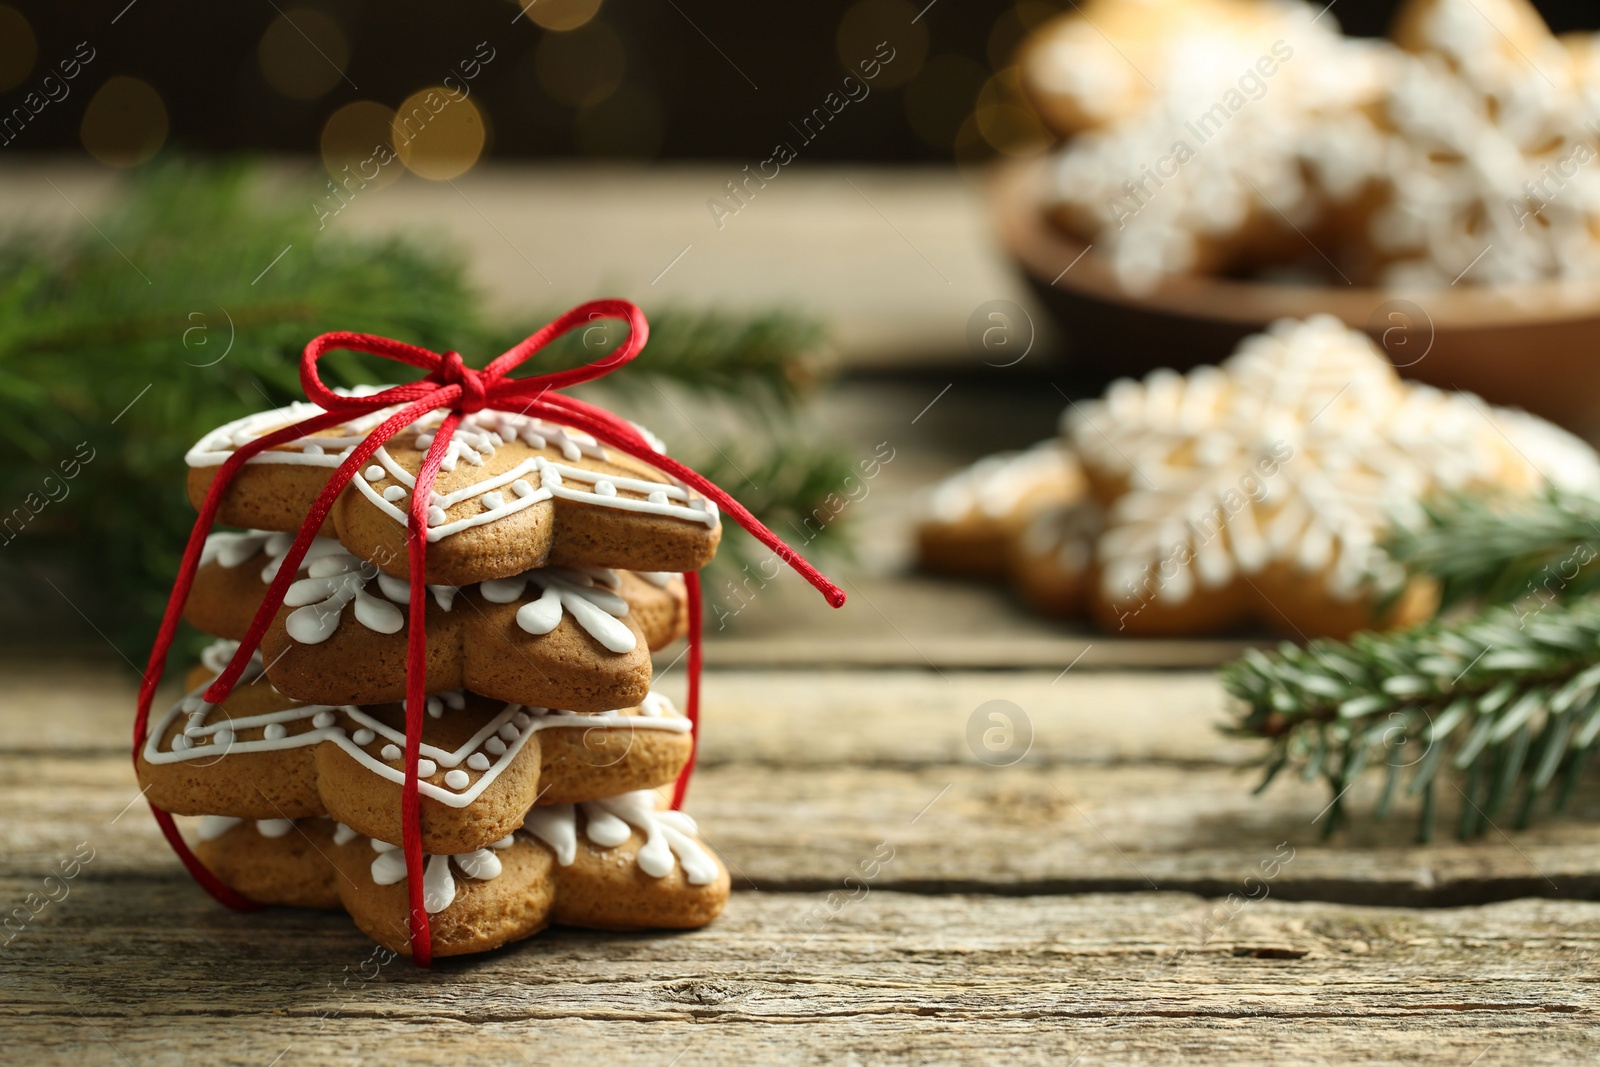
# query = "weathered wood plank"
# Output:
<box><xmin>1</xmin><ymin>663</ymin><xmax>1251</xmax><ymax>766</ymax></box>
<box><xmin>3</xmin><ymin>886</ymin><xmax>1597</xmax><ymax>1066</ymax></box>
<box><xmin>8</xmin><ymin>750</ymin><xmax>1597</xmax><ymax>906</ymax></box>
<box><xmin>698</xmin><ymin>572</ymin><xmax>1264</xmax><ymax>669</ymax></box>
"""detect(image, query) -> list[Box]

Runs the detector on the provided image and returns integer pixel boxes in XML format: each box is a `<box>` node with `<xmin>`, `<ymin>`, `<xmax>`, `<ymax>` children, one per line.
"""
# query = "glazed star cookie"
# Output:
<box><xmin>916</xmin><ymin>441</ymin><xmax>1086</xmax><ymax>580</ymax></box>
<box><xmin>1064</xmin><ymin>316</ymin><xmax>1600</xmax><ymax>637</ymax></box>
<box><xmin>138</xmin><ymin>648</ymin><xmax>695</xmax><ymax>854</ymax></box>
<box><xmin>1363</xmin><ymin>0</ymin><xmax>1600</xmax><ymax>287</ymax></box>
<box><xmin>186</xmin><ymin>531</ymin><xmax>686</xmax><ymax>713</ymax></box>
<box><xmin>1037</xmin><ymin>4</ymin><xmax>1394</xmax><ymax>292</ymax></box>
<box><xmin>192</xmin><ymin>790</ymin><xmax>731</xmax><ymax>957</ymax></box>
<box><xmin>1019</xmin><ymin>0</ymin><xmax>1284</xmax><ymax>138</ymax></box>
<box><xmin>1006</xmin><ymin>500</ymin><xmax>1104</xmax><ymax>619</ymax></box>
<box><xmin>186</xmin><ymin>401</ymin><xmax>722</xmax><ymax>585</ymax></box>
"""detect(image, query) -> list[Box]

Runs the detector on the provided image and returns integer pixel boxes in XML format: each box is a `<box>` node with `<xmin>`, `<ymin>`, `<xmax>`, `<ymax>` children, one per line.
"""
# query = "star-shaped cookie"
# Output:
<box><xmin>186</xmin><ymin>401</ymin><xmax>722</xmax><ymax>586</ymax></box>
<box><xmin>193</xmin><ymin>790</ymin><xmax>730</xmax><ymax>957</ymax></box>
<box><xmin>1064</xmin><ymin>315</ymin><xmax>1600</xmax><ymax>636</ymax></box>
<box><xmin>186</xmin><ymin>531</ymin><xmax>687</xmax><ymax>713</ymax></box>
<box><xmin>139</xmin><ymin>647</ymin><xmax>694</xmax><ymax>854</ymax></box>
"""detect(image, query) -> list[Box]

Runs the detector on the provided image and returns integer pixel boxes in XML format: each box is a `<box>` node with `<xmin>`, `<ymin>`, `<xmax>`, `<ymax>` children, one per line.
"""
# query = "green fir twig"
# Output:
<box><xmin>1223</xmin><ymin>600</ymin><xmax>1600</xmax><ymax>840</ymax></box>
<box><xmin>1384</xmin><ymin>490</ymin><xmax>1600</xmax><ymax>611</ymax></box>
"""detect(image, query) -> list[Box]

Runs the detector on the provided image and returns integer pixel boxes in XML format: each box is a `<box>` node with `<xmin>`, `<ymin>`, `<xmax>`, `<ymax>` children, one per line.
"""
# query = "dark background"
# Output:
<box><xmin>4</xmin><ymin>0</ymin><xmax>1598</xmax><ymax>165</ymax></box>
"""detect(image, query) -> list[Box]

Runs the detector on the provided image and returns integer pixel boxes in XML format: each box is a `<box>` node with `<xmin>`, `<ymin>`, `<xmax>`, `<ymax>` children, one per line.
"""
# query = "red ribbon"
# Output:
<box><xmin>132</xmin><ymin>299</ymin><xmax>845</xmax><ymax>966</ymax></box>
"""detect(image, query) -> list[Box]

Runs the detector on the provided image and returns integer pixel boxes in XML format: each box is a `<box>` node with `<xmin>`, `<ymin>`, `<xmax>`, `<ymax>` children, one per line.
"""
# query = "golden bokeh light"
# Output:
<box><xmin>80</xmin><ymin>76</ymin><xmax>168</xmax><ymax>168</ymax></box>
<box><xmin>574</xmin><ymin>82</ymin><xmax>664</xmax><ymax>159</ymax></box>
<box><xmin>0</xmin><ymin>5</ymin><xmax>37</xmax><ymax>92</ymax></box>
<box><xmin>835</xmin><ymin>0</ymin><xmax>927</xmax><ymax>89</ymax></box>
<box><xmin>259</xmin><ymin>8</ymin><xmax>350</xmax><ymax>101</ymax></box>
<box><xmin>320</xmin><ymin>100</ymin><xmax>401</xmax><ymax>189</ymax></box>
<box><xmin>520</xmin><ymin>0</ymin><xmax>603</xmax><ymax>32</ymax></box>
<box><xmin>534</xmin><ymin>20</ymin><xmax>625</xmax><ymax>108</ymax></box>
<box><xmin>975</xmin><ymin>67</ymin><xmax>1050</xmax><ymax>157</ymax></box>
<box><xmin>391</xmin><ymin>87</ymin><xmax>487</xmax><ymax>180</ymax></box>
<box><xmin>987</xmin><ymin>1</ymin><xmax>1059</xmax><ymax>69</ymax></box>
<box><xmin>904</xmin><ymin>54</ymin><xmax>987</xmax><ymax>149</ymax></box>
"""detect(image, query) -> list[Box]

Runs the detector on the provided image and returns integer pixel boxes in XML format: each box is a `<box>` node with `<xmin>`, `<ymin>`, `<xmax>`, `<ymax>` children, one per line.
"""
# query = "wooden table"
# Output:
<box><xmin>8</xmin><ymin>413</ymin><xmax>1600</xmax><ymax>1064</ymax></box>
<box><xmin>3</xmin><ymin>169</ymin><xmax>1599</xmax><ymax>1063</ymax></box>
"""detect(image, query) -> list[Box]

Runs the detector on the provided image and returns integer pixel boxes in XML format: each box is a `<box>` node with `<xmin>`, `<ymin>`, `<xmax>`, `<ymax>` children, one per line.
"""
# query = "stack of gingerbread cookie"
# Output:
<box><xmin>137</xmin><ymin>400</ymin><xmax>732</xmax><ymax>957</ymax></box>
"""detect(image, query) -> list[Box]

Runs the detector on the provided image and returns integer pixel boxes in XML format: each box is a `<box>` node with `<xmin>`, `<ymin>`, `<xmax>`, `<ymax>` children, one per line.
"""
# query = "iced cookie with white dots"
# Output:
<box><xmin>139</xmin><ymin>649</ymin><xmax>695</xmax><ymax>854</ymax></box>
<box><xmin>187</xmin><ymin>531</ymin><xmax>686</xmax><ymax>713</ymax></box>
<box><xmin>190</xmin><ymin>791</ymin><xmax>731</xmax><ymax>958</ymax></box>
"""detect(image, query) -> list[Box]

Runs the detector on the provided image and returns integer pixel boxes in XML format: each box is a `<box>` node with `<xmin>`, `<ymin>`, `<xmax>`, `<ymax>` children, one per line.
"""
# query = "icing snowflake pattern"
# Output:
<box><xmin>1066</xmin><ymin>316</ymin><xmax>1600</xmax><ymax>604</ymax></box>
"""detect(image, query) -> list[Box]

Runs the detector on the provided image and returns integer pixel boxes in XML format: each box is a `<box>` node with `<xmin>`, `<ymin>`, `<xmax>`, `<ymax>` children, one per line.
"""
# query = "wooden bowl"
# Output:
<box><xmin>989</xmin><ymin>156</ymin><xmax>1600</xmax><ymax>434</ymax></box>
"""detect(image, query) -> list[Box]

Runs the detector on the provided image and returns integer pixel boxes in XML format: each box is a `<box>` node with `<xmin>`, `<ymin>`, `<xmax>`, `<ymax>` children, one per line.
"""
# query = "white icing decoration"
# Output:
<box><xmin>144</xmin><ymin>690</ymin><xmax>689</xmax><ymax>811</ymax></box>
<box><xmin>480</xmin><ymin>567</ymin><xmax>637</xmax><ymax>653</ymax></box>
<box><xmin>368</xmin><ymin>842</ymin><xmax>505</xmax><ymax>914</ymax></box>
<box><xmin>444</xmin><ymin>769</ymin><xmax>470</xmax><ymax>789</ymax></box>
<box><xmin>185</xmin><ymin>398</ymin><xmax>720</xmax><ymax>543</ymax></box>
<box><xmin>197</xmin><ymin>815</ymin><xmax>242</xmax><ymax>842</ymax></box>
<box><xmin>198</xmin><ymin>639</ymin><xmax>265</xmax><ymax>682</ymax></box>
<box><xmin>520</xmin><ymin>789</ymin><xmax>718</xmax><ymax>885</ymax></box>
<box><xmin>924</xmin><ymin>441</ymin><xmax>1078</xmax><ymax>523</ymax></box>
<box><xmin>256</xmin><ymin>819</ymin><xmax>294</xmax><ymax>838</ymax></box>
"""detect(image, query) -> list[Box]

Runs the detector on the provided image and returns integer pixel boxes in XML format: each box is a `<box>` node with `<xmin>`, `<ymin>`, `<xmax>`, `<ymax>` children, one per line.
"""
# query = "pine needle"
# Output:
<box><xmin>1223</xmin><ymin>598</ymin><xmax>1600</xmax><ymax>839</ymax></box>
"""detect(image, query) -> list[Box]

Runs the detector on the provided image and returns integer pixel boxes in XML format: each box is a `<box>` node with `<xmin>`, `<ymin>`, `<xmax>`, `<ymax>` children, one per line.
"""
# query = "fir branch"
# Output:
<box><xmin>1223</xmin><ymin>600</ymin><xmax>1600</xmax><ymax>840</ymax></box>
<box><xmin>0</xmin><ymin>159</ymin><xmax>846</xmax><ymax>655</ymax></box>
<box><xmin>1385</xmin><ymin>490</ymin><xmax>1600</xmax><ymax>611</ymax></box>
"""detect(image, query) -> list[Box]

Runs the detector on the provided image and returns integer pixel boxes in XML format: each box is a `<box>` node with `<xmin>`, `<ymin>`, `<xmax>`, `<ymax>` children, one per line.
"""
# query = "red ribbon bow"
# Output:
<box><xmin>133</xmin><ymin>299</ymin><xmax>845</xmax><ymax>966</ymax></box>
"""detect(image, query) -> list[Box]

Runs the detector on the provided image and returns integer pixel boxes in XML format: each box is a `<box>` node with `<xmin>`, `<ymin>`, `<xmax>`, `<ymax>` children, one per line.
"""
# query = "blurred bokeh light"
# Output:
<box><xmin>80</xmin><ymin>76</ymin><xmax>168</xmax><ymax>167</ymax></box>
<box><xmin>521</xmin><ymin>0</ymin><xmax>603</xmax><ymax>32</ymax></box>
<box><xmin>835</xmin><ymin>0</ymin><xmax>928</xmax><ymax>88</ymax></box>
<box><xmin>534</xmin><ymin>20</ymin><xmax>626</xmax><ymax>108</ymax></box>
<box><xmin>391</xmin><ymin>86</ymin><xmax>487</xmax><ymax>180</ymax></box>
<box><xmin>258</xmin><ymin>8</ymin><xmax>350</xmax><ymax>101</ymax></box>
<box><xmin>0</xmin><ymin>5</ymin><xmax>36</xmax><ymax>92</ymax></box>
<box><xmin>320</xmin><ymin>100</ymin><xmax>401</xmax><ymax>186</ymax></box>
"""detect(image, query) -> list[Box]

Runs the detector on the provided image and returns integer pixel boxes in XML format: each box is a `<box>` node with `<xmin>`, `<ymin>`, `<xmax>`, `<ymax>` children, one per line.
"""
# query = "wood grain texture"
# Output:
<box><xmin>7</xmin><ymin>663</ymin><xmax>1599</xmax><ymax>1061</ymax></box>
<box><xmin>4</xmin><ymin>885</ymin><xmax>1598</xmax><ymax>1066</ymax></box>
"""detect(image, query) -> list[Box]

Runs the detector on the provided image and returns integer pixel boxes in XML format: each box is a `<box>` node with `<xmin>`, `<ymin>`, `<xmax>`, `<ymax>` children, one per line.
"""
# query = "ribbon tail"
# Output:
<box><xmin>514</xmin><ymin>395</ymin><xmax>847</xmax><ymax>608</ymax></box>
<box><xmin>670</xmin><ymin>571</ymin><xmax>702</xmax><ymax>811</ymax></box>
<box><xmin>202</xmin><ymin>395</ymin><xmax>456</xmax><ymax>707</ymax></box>
<box><xmin>402</xmin><ymin>411</ymin><xmax>461</xmax><ymax>966</ymax></box>
<box><xmin>135</xmin><ymin>410</ymin><xmax>356</xmax><ymax>755</ymax></box>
